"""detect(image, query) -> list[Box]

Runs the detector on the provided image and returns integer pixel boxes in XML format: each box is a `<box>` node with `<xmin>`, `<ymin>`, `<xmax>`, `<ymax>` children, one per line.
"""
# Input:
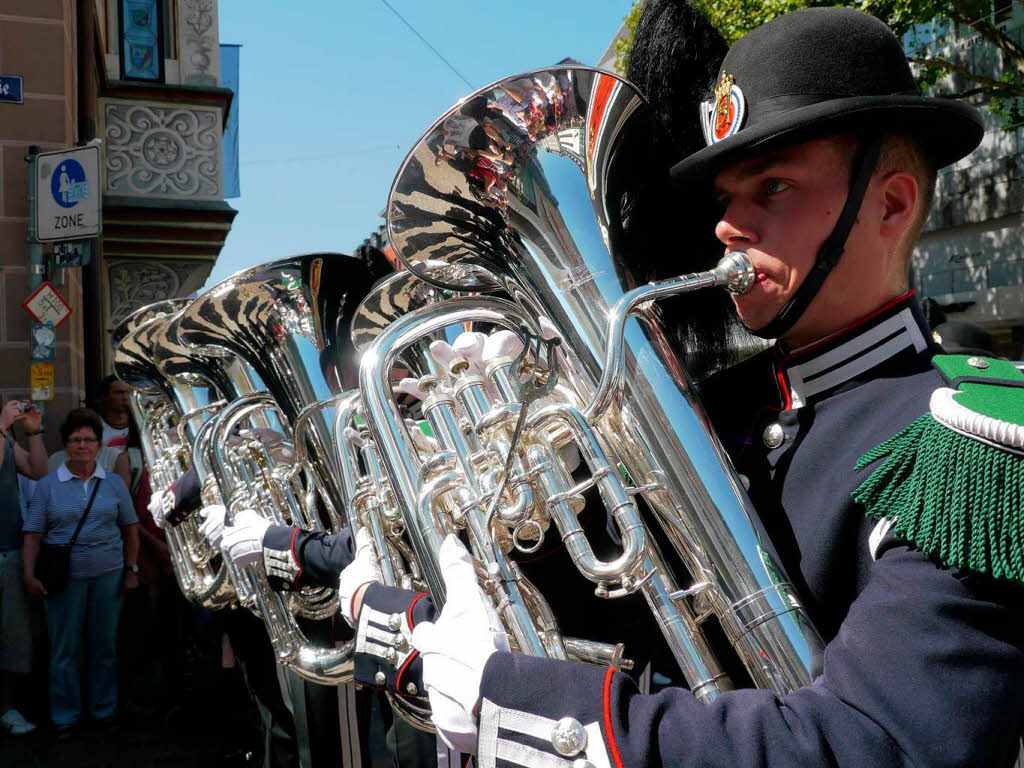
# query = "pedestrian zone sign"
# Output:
<box><xmin>35</xmin><ymin>146</ymin><xmax>101</xmax><ymax>242</ymax></box>
<box><xmin>23</xmin><ymin>281</ymin><xmax>71</xmax><ymax>327</ymax></box>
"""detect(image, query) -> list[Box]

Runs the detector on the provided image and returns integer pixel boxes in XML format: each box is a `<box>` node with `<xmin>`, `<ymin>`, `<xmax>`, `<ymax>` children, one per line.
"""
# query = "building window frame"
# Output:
<box><xmin>118</xmin><ymin>0</ymin><xmax>166</xmax><ymax>82</ymax></box>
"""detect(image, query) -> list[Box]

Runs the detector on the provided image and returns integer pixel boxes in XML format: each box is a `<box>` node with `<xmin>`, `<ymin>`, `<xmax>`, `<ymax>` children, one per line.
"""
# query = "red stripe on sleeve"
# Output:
<box><xmin>602</xmin><ymin>666</ymin><xmax>625</xmax><ymax>768</ymax></box>
<box><xmin>395</xmin><ymin>649</ymin><xmax>419</xmax><ymax>693</ymax></box>
<box><xmin>407</xmin><ymin>591</ymin><xmax>427</xmax><ymax>629</ymax></box>
<box><xmin>289</xmin><ymin>527</ymin><xmax>304</xmax><ymax>585</ymax></box>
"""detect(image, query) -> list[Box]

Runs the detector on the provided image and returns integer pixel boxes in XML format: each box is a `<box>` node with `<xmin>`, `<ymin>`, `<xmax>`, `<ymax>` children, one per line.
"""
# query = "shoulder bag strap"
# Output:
<box><xmin>68</xmin><ymin>477</ymin><xmax>102</xmax><ymax>546</ymax></box>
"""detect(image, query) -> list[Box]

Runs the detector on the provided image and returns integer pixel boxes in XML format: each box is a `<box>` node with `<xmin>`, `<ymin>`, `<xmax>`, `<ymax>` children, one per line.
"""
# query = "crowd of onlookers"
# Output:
<box><xmin>0</xmin><ymin>377</ymin><xmax>231</xmax><ymax>747</ymax></box>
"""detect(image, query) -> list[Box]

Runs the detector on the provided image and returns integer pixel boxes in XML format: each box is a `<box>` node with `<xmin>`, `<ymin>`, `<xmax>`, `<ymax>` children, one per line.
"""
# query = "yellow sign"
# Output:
<box><xmin>30</xmin><ymin>362</ymin><xmax>54</xmax><ymax>402</ymax></box>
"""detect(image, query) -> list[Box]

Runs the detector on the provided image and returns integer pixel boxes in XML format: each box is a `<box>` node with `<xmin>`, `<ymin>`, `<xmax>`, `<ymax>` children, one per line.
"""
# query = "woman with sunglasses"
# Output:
<box><xmin>21</xmin><ymin>408</ymin><xmax>138</xmax><ymax>739</ymax></box>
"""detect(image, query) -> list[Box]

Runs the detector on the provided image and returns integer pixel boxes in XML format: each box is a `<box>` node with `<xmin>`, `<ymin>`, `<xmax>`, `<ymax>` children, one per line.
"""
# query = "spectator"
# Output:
<box><xmin>21</xmin><ymin>408</ymin><xmax>138</xmax><ymax>739</ymax></box>
<box><xmin>47</xmin><ymin>442</ymin><xmax>126</xmax><ymax>485</ymax></box>
<box><xmin>97</xmin><ymin>375</ymin><xmax>131</xmax><ymax>450</ymax></box>
<box><xmin>0</xmin><ymin>399</ymin><xmax>46</xmax><ymax>736</ymax></box>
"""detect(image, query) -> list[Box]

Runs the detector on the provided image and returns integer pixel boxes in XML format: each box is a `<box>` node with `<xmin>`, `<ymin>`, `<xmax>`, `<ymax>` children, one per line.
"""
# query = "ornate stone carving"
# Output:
<box><xmin>177</xmin><ymin>0</ymin><xmax>220</xmax><ymax>86</ymax></box>
<box><xmin>107</xmin><ymin>260</ymin><xmax>198</xmax><ymax>328</ymax></box>
<box><xmin>101</xmin><ymin>99</ymin><xmax>223</xmax><ymax>199</ymax></box>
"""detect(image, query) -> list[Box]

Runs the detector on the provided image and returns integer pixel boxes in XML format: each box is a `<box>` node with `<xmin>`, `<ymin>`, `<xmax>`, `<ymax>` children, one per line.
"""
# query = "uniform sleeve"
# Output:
<box><xmin>112</xmin><ymin>476</ymin><xmax>138</xmax><ymax>526</ymax></box>
<box><xmin>166</xmin><ymin>467</ymin><xmax>201</xmax><ymax>524</ymax></box>
<box><xmin>476</xmin><ymin>540</ymin><xmax>1024</xmax><ymax>768</ymax></box>
<box><xmin>353</xmin><ymin>583</ymin><xmax>436</xmax><ymax>703</ymax></box>
<box><xmin>261</xmin><ymin>525</ymin><xmax>355</xmax><ymax>591</ymax></box>
<box><xmin>23</xmin><ymin>476</ymin><xmax>51</xmax><ymax>533</ymax></box>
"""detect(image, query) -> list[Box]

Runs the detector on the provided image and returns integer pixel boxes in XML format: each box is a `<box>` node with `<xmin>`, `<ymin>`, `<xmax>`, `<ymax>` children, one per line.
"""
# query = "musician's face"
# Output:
<box><xmin>713</xmin><ymin>137</ymin><xmax>862</xmax><ymax>342</ymax></box>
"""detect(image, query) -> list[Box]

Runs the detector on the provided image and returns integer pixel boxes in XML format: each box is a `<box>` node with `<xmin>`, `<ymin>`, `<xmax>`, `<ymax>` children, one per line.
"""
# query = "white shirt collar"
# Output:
<box><xmin>56</xmin><ymin>461</ymin><xmax>107</xmax><ymax>483</ymax></box>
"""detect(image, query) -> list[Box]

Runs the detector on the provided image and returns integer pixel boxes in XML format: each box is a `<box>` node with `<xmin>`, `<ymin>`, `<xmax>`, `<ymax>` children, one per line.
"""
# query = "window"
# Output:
<box><xmin>118</xmin><ymin>0</ymin><xmax>164</xmax><ymax>82</ymax></box>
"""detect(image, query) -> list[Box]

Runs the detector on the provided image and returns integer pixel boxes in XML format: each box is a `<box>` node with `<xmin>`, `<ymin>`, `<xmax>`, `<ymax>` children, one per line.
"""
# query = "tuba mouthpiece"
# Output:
<box><xmin>715</xmin><ymin>252</ymin><xmax>756</xmax><ymax>295</ymax></box>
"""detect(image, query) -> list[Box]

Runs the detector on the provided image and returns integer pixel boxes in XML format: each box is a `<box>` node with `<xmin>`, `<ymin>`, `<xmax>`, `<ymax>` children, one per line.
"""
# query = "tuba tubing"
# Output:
<box><xmin>209</xmin><ymin>393</ymin><xmax>353</xmax><ymax>683</ymax></box>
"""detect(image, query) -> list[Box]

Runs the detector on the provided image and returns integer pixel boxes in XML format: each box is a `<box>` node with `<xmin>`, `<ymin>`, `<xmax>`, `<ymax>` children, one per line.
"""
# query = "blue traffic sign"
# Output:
<box><xmin>0</xmin><ymin>75</ymin><xmax>23</xmax><ymax>104</ymax></box>
<box><xmin>50</xmin><ymin>158</ymin><xmax>88</xmax><ymax>208</ymax></box>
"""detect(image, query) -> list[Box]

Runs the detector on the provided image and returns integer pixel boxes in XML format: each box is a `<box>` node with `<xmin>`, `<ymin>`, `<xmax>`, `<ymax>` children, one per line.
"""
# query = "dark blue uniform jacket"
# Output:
<box><xmin>472</xmin><ymin>293</ymin><xmax>1024</xmax><ymax>768</ymax></box>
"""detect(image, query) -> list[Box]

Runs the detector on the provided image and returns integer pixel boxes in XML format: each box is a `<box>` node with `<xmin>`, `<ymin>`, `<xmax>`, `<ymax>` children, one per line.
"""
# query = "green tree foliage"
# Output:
<box><xmin>614</xmin><ymin>0</ymin><xmax>1024</xmax><ymax>126</ymax></box>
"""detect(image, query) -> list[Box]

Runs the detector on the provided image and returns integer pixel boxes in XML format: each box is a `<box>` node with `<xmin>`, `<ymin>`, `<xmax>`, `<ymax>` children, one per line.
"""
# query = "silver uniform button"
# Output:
<box><xmin>384</xmin><ymin>647</ymin><xmax>398</xmax><ymax>665</ymax></box>
<box><xmin>967</xmin><ymin>357</ymin><xmax>990</xmax><ymax>369</ymax></box>
<box><xmin>551</xmin><ymin>717</ymin><xmax>587</xmax><ymax>757</ymax></box>
<box><xmin>763</xmin><ymin>422</ymin><xmax>785</xmax><ymax>449</ymax></box>
<box><xmin>388</xmin><ymin>613</ymin><xmax>403</xmax><ymax>631</ymax></box>
<box><xmin>374</xmin><ymin>671</ymin><xmax>386</xmax><ymax>686</ymax></box>
<box><xmin>405</xmin><ymin>682</ymin><xmax>418</xmax><ymax>695</ymax></box>
<box><xmin>394</xmin><ymin>633</ymin><xmax>409</xmax><ymax>652</ymax></box>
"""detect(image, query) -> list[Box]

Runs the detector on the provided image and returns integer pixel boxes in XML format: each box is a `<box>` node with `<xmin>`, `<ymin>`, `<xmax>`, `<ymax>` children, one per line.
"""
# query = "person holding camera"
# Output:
<box><xmin>0</xmin><ymin>399</ymin><xmax>46</xmax><ymax>736</ymax></box>
<box><xmin>21</xmin><ymin>408</ymin><xmax>137</xmax><ymax>740</ymax></box>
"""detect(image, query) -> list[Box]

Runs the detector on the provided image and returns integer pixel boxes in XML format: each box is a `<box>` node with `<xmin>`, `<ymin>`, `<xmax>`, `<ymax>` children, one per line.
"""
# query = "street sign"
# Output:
<box><xmin>30</xmin><ymin>362</ymin><xmax>55</xmax><ymax>402</ymax></box>
<box><xmin>31</xmin><ymin>322</ymin><xmax>56</xmax><ymax>361</ymax></box>
<box><xmin>0</xmin><ymin>75</ymin><xmax>23</xmax><ymax>104</ymax></box>
<box><xmin>52</xmin><ymin>239</ymin><xmax>92</xmax><ymax>267</ymax></box>
<box><xmin>23</xmin><ymin>281</ymin><xmax>71</xmax><ymax>327</ymax></box>
<box><xmin>35</xmin><ymin>146</ymin><xmax>101</xmax><ymax>242</ymax></box>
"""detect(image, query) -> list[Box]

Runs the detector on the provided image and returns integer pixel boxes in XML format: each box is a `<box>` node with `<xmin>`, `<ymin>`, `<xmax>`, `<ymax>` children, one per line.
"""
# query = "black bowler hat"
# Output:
<box><xmin>671</xmin><ymin>8</ymin><xmax>984</xmax><ymax>183</ymax></box>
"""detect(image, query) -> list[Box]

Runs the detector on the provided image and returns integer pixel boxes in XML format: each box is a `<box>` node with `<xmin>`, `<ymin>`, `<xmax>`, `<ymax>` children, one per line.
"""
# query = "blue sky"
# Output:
<box><xmin>207</xmin><ymin>0</ymin><xmax>631</xmax><ymax>287</ymax></box>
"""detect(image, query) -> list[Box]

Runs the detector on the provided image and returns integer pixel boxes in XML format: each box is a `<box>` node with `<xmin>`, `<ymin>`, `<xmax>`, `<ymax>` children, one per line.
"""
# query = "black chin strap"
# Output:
<box><xmin>747</xmin><ymin>135</ymin><xmax>883</xmax><ymax>341</ymax></box>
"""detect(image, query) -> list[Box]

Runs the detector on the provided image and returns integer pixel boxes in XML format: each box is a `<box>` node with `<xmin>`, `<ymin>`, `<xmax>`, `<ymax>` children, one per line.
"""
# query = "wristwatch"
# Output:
<box><xmin>126</xmin><ymin>564</ymin><xmax>140</xmax><ymax>574</ymax></box>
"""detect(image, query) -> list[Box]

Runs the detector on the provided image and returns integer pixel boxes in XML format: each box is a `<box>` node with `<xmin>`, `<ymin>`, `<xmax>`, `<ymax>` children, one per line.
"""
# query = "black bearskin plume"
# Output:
<box><xmin>613</xmin><ymin>0</ymin><xmax>751</xmax><ymax>377</ymax></box>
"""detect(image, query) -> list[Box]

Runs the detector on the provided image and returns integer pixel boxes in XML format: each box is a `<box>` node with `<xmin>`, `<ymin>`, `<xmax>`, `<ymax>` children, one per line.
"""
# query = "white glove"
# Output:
<box><xmin>429</xmin><ymin>332</ymin><xmax>488</xmax><ymax>379</ymax></box>
<box><xmin>220</xmin><ymin>509</ymin><xmax>272</xmax><ymax>568</ymax></box>
<box><xmin>148</xmin><ymin>490</ymin><xmax>167</xmax><ymax>530</ymax></box>
<box><xmin>344</xmin><ymin>426</ymin><xmax>366</xmax><ymax>449</ymax></box>
<box><xmin>198</xmin><ymin>504</ymin><xmax>227</xmax><ymax>549</ymax></box>
<box><xmin>481</xmin><ymin>329</ymin><xmax>525</xmax><ymax>364</ymax></box>
<box><xmin>411</xmin><ymin>536</ymin><xmax>509</xmax><ymax>754</ymax></box>
<box><xmin>338</xmin><ymin>528</ymin><xmax>383</xmax><ymax>627</ymax></box>
<box><xmin>397</xmin><ymin>378</ymin><xmax>427</xmax><ymax>402</ymax></box>
<box><xmin>240</xmin><ymin>427</ymin><xmax>294</xmax><ymax>463</ymax></box>
<box><xmin>404</xmin><ymin>419</ymin><xmax>438</xmax><ymax>455</ymax></box>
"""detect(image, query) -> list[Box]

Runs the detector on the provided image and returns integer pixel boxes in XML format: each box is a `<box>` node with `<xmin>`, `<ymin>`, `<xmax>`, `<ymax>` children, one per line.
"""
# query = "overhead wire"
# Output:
<box><xmin>376</xmin><ymin>0</ymin><xmax>474</xmax><ymax>89</ymax></box>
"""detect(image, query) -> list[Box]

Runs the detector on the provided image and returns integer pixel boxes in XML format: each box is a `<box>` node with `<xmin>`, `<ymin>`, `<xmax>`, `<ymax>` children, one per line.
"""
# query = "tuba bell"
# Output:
<box><xmin>175</xmin><ymin>253</ymin><xmax>375</xmax><ymax>683</ymax></box>
<box><xmin>352</xmin><ymin>65</ymin><xmax>821</xmax><ymax>715</ymax></box>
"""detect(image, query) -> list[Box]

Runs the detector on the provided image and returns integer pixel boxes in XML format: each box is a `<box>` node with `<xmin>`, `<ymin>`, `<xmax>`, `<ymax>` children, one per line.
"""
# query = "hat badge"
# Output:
<box><xmin>701</xmin><ymin>72</ymin><xmax>746</xmax><ymax>146</ymax></box>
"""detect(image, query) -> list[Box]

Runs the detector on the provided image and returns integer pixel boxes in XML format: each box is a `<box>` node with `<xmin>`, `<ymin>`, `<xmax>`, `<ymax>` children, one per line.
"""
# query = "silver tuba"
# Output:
<box><xmin>354</xmin><ymin>66</ymin><xmax>820</xmax><ymax>711</ymax></box>
<box><xmin>175</xmin><ymin>253</ymin><xmax>373</xmax><ymax>683</ymax></box>
<box><xmin>150</xmin><ymin>307</ymin><xmax>268</xmax><ymax>612</ymax></box>
<box><xmin>113</xmin><ymin>300</ymin><xmax>229</xmax><ymax>605</ymax></box>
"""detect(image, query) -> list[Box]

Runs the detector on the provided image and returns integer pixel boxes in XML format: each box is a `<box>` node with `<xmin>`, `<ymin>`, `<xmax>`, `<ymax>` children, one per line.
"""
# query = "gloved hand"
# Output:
<box><xmin>404</xmin><ymin>419</ymin><xmax>439</xmax><ymax>455</ymax></box>
<box><xmin>239</xmin><ymin>427</ymin><xmax>294</xmax><ymax>463</ymax></box>
<box><xmin>481</xmin><ymin>329</ymin><xmax>581</xmax><ymax>472</ymax></box>
<box><xmin>220</xmin><ymin>509</ymin><xmax>272</xmax><ymax>568</ymax></box>
<box><xmin>147</xmin><ymin>490</ymin><xmax>168</xmax><ymax>529</ymax></box>
<box><xmin>338</xmin><ymin>528</ymin><xmax>383</xmax><ymax>627</ymax></box>
<box><xmin>429</xmin><ymin>331</ymin><xmax>489</xmax><ymax>379</ymax></box>
<box><xmin>411</xmin><ymin>535</ymin><xmax>509</xmax><ymax>754</ymax></box>
<box><xmin>198</xmin><ymin>504</ymin><xmax>227</xmax><ymax>549</ymax></box>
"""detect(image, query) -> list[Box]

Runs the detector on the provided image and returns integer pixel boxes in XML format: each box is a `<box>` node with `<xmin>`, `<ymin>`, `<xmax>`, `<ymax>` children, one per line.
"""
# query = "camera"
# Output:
<box><xmin>18</xmin><ymin>402</ymin><xmax>33</xmax><ymax>413</ymax></box>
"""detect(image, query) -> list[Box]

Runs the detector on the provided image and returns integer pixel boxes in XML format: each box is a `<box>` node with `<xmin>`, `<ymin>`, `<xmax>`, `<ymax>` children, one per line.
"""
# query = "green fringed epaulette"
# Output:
<box><xmin>852</xmin><ymin>355</ymin><xmax>1024</xmax><ymax>583</ymax></box>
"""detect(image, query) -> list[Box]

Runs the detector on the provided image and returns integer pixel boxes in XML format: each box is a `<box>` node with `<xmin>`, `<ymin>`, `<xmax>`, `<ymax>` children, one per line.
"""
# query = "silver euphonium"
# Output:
<box><xmin>354</xmin><ymin>66</ymin><xmax>820</xmax><ymax>715</ymax></box>
<box><xmin>151</xmin><ymin>308</ymin><xmax>270</xmax><ymax>612</ymax></box>
<box><xmin>113</xmin><ymin>300</ymin><xmax>234</xmax><ymax>607</ymax></box>
<box><xmin>175</xmin><ymin>253</ymin><xmax>372</xmax><ymax>683</ymax></box>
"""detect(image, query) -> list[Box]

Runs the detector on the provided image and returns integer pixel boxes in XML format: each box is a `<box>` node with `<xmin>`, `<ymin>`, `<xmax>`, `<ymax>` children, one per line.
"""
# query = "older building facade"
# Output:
<box><xmin>0</xmin><ymin>0</ymin><xmax>235</xmax><ymax>443</ymax></box>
